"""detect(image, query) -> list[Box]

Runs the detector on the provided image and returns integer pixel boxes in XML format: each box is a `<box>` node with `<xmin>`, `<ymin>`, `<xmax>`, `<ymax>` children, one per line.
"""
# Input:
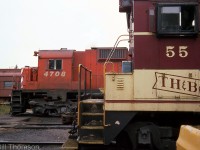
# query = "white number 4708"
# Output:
<box><xmin>43</xmin><ymin>71</ymin><xmax>66</xmax><ymax>77</ymax></box>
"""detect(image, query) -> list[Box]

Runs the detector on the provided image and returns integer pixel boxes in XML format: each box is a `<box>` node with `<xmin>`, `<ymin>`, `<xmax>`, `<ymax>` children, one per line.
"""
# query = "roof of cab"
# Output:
<box><xmin>38</xmin><ymin>50</ymin><xmax>75</xmax><ymax>59</ymax></box>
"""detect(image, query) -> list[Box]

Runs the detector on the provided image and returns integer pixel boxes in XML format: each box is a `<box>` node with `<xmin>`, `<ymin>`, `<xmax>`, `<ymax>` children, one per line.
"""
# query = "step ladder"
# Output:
<box><xmin>11</xmin><ymin>90</ymin><xmax>24</xmax><ymax>115</ymax></box>
<box><xmin>78</xmin><ymin>99</ymin><xmax>104</xmax><ymax>144</ymax></box>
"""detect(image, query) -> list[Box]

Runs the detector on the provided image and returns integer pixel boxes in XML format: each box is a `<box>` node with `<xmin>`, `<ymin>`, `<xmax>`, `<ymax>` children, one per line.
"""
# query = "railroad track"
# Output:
<box><xmin>0</xmin><ymin>141</ymin><xmax>64</xmax><ymax>150</ymax></box>
<box><xmin>0</xmin><ymin>114</ymin><xmax>75</xmax><ymax>129</ymax></box>
<box><xmin>0</xmin><ymin>101</ymin><xmax>10</xmax><ymax>105</ymax></box>
<box><xmin>0</xmin><ymin>141</ymin><xmax>63</xmax><ymax>144</ymax></box>
<box><xmin>0</xmin><ymin>125</ymin><xmax>70</xmax><ymax>150</ymax></box>
<box><xmin>0</xmin><ymin>115</ymin><xmax>72</xmax><ymax>149</ymax></box>
<box><xmin>14</xmin><ymin>124</ymin><xmax>73</xmax><ymax>129</ymax></box>
<box><xmin>0</xmin><ymin>122</ymin><xmax>73</xmax><ymax>129</ymax></box>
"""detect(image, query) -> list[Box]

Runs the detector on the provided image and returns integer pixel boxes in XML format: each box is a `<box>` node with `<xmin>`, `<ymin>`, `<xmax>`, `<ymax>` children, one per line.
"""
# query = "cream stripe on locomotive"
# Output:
<box><xmin>134</xmin><ymin>32</ymin><xmax>155</xmax><ymax>35</ymax></box>
<box><xmin>133</xmin><ymin>32</ymin><xmax>200</xmax><ymax>36</ymax></box>
<box><xmin>104</xmin><ymin>70</ymin><xmax>200</xmax><ymax>111</ymax></box>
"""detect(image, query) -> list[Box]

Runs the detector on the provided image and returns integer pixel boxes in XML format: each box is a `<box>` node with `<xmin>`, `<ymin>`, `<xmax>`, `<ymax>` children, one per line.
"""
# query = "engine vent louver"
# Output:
<box><xmin>98</xmin><ymin>48</ymin><xmax>127</xmax><ymax>60</ymax></box>
<box><xmin>117</xmin><ymin>77</ymin><xmax>124</xmax><ymax>90</ymax></box>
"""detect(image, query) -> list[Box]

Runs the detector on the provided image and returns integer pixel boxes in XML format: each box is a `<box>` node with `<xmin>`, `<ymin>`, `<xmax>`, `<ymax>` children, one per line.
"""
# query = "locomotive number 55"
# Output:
<box><xmin>166</xmin><ymin>46</ymin><xmax>188</xmax><ymax>58</ymax></box>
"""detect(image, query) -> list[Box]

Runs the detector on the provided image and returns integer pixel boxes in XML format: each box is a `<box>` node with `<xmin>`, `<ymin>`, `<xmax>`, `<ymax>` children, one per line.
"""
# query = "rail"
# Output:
<box><xmin>103</xmin><ymin>34</ymin><xmax>129</xmax><ymax>80</ymax></box>
<box><xmin>78</xmin><ymin>64</ymin><xmax>92</xmax><ymax>126</ymax></box>
<box><xmin>0</xmin><ymin>141</ymin><xmax>64</xmax><ymax>150</ymax></box>
<box><xmin>103</xmin><ymin>35</ymin><xmax>129</xmax><ymax>128</ymax></box>
<box><xmin>0</xmin><ymin>141</ymin><xmax>64</xmax><ymax>145</ymax></box>
<box><xmin>0</xmin><ymin>102</ymin><xmax>10</xmax><ymax>105</ymax></box>
<box><xmin>103</xmin><ymin>34</ymin><xmax>129</xmax><ymax>84</ymax></box>
<box><xmin>105</xmin><ymin>34</ymin><xmax>129</xmax><ymax>63</ymax></box>
<box><xmin>78</xmin><ymin>64</ymin><xmax>92</xmax><ymax>101</ymax></box>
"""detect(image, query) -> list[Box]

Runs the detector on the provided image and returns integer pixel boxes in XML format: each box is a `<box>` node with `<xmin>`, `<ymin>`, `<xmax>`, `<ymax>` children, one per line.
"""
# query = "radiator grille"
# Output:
<box><xmin>98</xmin><ymin>48</ymin><xmax>127</xmax><ymax>60</ymax></box>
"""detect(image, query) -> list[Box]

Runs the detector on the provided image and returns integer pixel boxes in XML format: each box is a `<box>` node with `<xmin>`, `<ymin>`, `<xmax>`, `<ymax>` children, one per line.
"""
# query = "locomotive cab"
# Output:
<box><xmin>72</xmin><ymin>1</ymin><xmax>200</xmax><ymax>149</ymax></box>
<box><xmin>157</xmin><ymin>3</ymin><xmax>199</xmax><ymax>36</ymax></box>
<box><xmin>103</xmin><ymin>0</ymin><xmax>200</xmax><ymax>149</ymax></box>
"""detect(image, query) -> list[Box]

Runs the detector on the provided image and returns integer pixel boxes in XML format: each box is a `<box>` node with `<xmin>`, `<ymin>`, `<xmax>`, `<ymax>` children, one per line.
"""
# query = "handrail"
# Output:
<box><xmin>102</xmin><ymin>35</ymin><xmax>129</xmax><ymax>127</ymax></box>
<box><xmin>105</xmin><ymin>34</ymin><xmax>129</xmax><ymax>63</ymax></box>
<box><xmin>103</xmin><ymin>34</ymin><xmax>130</xmax><ymax>101</ymax></box>
<box><xmin>78</xmin><ymin>64</ymin><xmax>92</xmax><ymax>126</ymax></box>
<box><xmin>78</xmin><ymin>64</ymin><xmax>92</xmax><ymax>102</ymax></box>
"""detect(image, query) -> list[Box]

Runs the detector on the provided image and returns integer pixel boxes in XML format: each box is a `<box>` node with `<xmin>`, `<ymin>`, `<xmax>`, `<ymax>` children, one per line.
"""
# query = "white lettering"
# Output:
<box><xmin>43</xmin><ymin>71</ymin><xmax>66</xmax><ymax>77</ymax></box>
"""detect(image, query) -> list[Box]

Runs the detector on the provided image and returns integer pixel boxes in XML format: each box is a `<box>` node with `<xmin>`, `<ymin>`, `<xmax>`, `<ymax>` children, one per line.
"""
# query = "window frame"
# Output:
<box><xmin>4</xmin><ymin>81</ymin><xmax>13</xmax><ymax>88</ymax></box>
<box><xmin>48</xmin><ymin>59</ymin><xmax>62</xmax><ymax>70</ymax></box>
<box><xmin>156</xmin><ymin>3</ymin><xmax>199</xmax><ymax>37</ymax></box>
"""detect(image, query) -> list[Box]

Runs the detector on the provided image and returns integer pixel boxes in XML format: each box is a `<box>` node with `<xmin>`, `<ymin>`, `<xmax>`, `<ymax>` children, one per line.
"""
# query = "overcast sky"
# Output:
<box><xmin>0</xmin><ymin>0</ymin><xmax>128</xmax><ymax>68</ymax></box>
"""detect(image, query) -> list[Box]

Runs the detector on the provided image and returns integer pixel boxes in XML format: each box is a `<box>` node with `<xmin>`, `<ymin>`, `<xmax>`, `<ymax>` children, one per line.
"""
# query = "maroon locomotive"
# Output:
<box><xmin>65</xmin><ymin>0</ymin><xmax>200</xmax><ymax>149</ymax></box>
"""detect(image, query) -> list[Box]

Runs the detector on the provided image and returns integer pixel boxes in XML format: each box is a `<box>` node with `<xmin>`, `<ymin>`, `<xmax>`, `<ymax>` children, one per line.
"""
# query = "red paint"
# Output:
<box><xmin>21</xmin><ymin>48</ymin><xmax>128</xmax><ymax>91</ymax></box>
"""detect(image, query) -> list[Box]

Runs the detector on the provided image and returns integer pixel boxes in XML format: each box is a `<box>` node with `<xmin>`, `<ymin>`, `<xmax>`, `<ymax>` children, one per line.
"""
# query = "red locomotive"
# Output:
<box><xmin>11</xmin><ymin>47</ymin><xmax>128</xmax><ymax>116</ymax></box>
<box><xmin>65</xmin><ymin>0</ymin><xmax>200</xmax><ymax>149</ymax></box>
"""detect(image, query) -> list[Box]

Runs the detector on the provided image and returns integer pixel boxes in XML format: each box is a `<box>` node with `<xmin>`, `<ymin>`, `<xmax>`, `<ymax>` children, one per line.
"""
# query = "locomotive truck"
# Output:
<box><xmin>64</xmin><ymin>0</ymin><xmax>200</xmax><ymax>149</ymax></box>
<box><xmin>10</xmin><ymin>47</ymin><xmax>128</xmax><ymax>116</ymax></box>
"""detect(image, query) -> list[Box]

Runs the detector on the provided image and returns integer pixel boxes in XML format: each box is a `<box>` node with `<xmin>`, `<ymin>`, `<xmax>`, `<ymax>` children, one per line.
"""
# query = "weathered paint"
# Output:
<box><xmin>133</xmin><ymin>0</ymin><xmax>200</xmax><ymax>69</ymax></box>
<box><xmin>105</xmin><ymin>70</ymin><xmax>200</xmax><ymax>112</ymax></box>
<box><xmin>0</xmin><ymin>69</ymin><xmax>21</xmax><ymax>98</ymax></box>
<box><xmin>21</xmin><ymin>48</ymin><xmax>128</xmax><ymax>91</ymax></box>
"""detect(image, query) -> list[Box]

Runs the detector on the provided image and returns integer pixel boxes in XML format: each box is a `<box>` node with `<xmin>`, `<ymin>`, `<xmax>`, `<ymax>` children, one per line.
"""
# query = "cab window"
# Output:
<box><xmin>157</xmin><ymin>3</ymin><xmax>199</xmax><ymax>36</ymax></box>
<box><xmin>49</xmin><ymin>59</ymin><xmax>62</xmax><ymax>70</ymax></box>
<box><xmin>4</xmin><ymin>81</ymin><xmax>13</xmax><ymax>88</ymax></box>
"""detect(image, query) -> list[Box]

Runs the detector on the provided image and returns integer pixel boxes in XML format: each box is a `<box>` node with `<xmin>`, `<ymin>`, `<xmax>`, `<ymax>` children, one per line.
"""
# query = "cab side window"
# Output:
<box><xmin>49</xmin><ymin>59</ymin><xmax>62</xmax><ymax>70</ymax></box>
<box><xmin>157</xmin><ymin>3</ymin><xmax>199</xmax><ymax>36</ymax></box>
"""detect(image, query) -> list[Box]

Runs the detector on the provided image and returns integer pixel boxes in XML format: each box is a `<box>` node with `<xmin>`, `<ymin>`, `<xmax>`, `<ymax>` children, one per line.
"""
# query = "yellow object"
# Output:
<box><xmin>176</xmin><ymin>125</ymin><xmax>200</xmax><ymax>150</ymax></box>
<box><xmin>61</xmin><ymin>139</ymin><xmax>78</xmax><ymax>150</ymax></box>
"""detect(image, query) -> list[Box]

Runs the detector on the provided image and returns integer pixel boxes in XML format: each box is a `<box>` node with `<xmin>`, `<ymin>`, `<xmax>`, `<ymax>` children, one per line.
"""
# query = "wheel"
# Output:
<box><xmin>44</xmin><ymin>109</ymin><xmax>58</xmax><ymax>116</ymax></box>
<box><xmin>125</xmin><ymin>122</ymin><xmax>176</xmax><ymax>150</ymax></box>
<box><xmin>60</xmin><ymin>106</ymin><xmax>66</xmax><ymax>113</ymax></box>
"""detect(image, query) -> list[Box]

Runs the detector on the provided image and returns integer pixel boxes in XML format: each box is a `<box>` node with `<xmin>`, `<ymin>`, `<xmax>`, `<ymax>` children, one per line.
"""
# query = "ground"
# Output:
<box><xmin>0</xmin><ymin>108</ymin><xmax>70</xmax><ymax>150</ymax></box>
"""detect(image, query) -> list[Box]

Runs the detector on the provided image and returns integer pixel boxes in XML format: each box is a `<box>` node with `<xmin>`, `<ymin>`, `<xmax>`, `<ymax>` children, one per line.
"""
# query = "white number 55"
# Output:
<box><xmin>166</xmin><ymin>46</ymin><xmax>188</xmax><ymax>58</ymax></box>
